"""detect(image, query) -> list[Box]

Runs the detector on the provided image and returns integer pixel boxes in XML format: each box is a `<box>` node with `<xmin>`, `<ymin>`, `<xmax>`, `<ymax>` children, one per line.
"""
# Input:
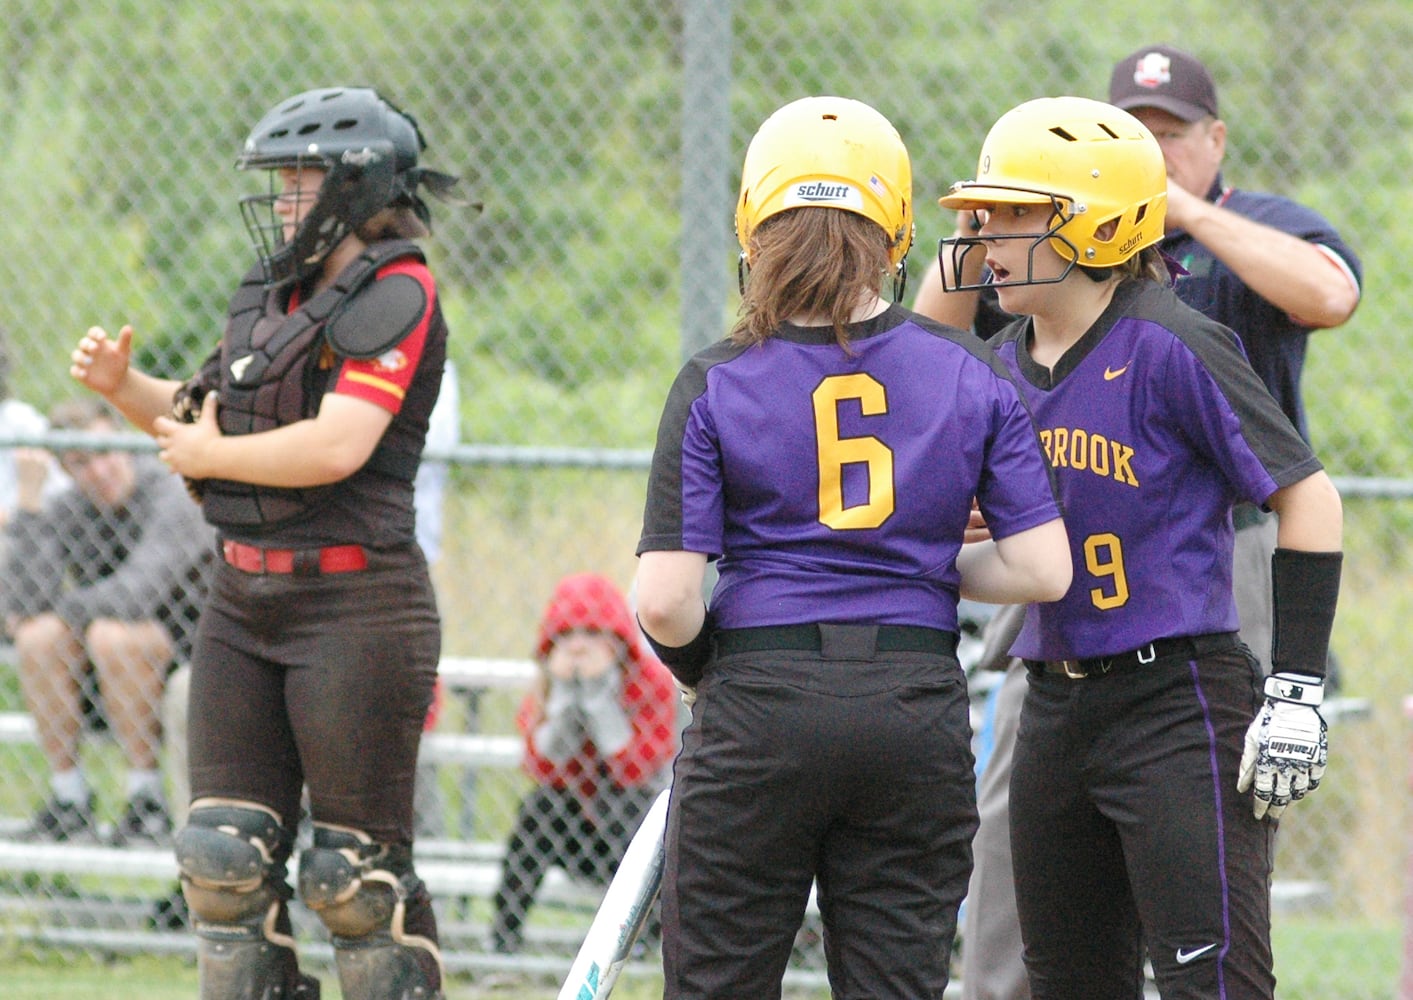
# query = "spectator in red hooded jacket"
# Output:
<box><xmin>489</xmin><ymin>571</ymin><xmax>678</xmax><ymax>955</ymax></box>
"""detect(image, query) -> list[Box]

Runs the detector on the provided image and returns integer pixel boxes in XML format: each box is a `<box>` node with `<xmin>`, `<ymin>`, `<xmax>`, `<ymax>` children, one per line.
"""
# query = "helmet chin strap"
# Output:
<box><xmin>892</xmin><ymin>257</ymin><xmax>908</xmax><ymax>303</ymax></box>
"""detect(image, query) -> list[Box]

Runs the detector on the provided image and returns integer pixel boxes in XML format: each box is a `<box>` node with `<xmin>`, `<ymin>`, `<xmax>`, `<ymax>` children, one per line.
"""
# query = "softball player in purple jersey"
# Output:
<box><xmin>634</xmin><ymin>96</ymin><xmax>1072</xmax><ymax>1000</ymax></box>
<box><xmin>939</xmin><ymin>97</ymin><xmax>1344</xmax><ymax>1000</ymax></box>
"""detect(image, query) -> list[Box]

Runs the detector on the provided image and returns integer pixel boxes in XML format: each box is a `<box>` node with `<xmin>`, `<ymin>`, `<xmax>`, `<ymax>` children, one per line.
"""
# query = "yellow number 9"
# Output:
<box><xmin>1084</xmin><ymin>532</ymin><xmax>1130</xmax><ymax>609</ymax></box>
<box><xmin>813</xmin><ymin>374</ymin><xmax>894</xmax><ymax>530</ymax></box>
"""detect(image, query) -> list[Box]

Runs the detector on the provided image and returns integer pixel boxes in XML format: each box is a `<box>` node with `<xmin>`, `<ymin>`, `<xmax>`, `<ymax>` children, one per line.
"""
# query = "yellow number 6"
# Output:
<box><xmin>813</xmin><ymin>374</ymin><xmax>894</xmax><ymax>530</ymax></box>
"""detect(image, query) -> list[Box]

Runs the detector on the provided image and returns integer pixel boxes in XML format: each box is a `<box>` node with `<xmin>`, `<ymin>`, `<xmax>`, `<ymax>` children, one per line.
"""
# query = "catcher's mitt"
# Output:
<box><xmin>169</xmin><ymin>377</ymin><xmax>208</xmax><ymax>503</ymax></box>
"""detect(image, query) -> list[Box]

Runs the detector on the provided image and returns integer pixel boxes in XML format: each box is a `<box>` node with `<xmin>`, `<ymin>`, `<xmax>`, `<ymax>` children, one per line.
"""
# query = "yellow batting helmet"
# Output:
<box><xmin>736</xmin><ymin>96</ymin><xmax>913</xmax><ymax>267</ymax></box>
<box><xmin>939</xmin><ymin>96</ymin><xmax>1166</xmax><ymax>270</ymax></box>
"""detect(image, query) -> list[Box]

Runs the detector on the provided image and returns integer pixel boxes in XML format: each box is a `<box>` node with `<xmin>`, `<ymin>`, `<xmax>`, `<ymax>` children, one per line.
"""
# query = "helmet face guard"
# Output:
<box><xmin>238</xmin><ymin>144</ymin><xmax>399</xmax><ymax>287</ymax></box>
<box><xmin>937</xmin><ymin>184</ymin><xmax>1082</xmax><ymax>292</ymax></box>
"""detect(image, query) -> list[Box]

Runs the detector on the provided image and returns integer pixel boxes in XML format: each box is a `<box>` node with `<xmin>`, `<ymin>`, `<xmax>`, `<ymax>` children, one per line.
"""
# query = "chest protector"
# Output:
<box><xmin>200</xmin><ymin>240</ymin><xmax>425</xmax><ymax>530</ymax></box>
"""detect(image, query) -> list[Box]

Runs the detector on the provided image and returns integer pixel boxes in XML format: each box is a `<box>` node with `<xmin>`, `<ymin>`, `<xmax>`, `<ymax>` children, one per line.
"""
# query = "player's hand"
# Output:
<box><xmin>963</xmin><ymin>500</ymin><xmax>992</xmax><ymax>544</ymax></box>
<box><xmin>154</xmin><ymin>392</ymin><xmax>220</xmax><ymax>479</ymax></box>
<box><xmin>535</xmin><ymin>678</ymin><xmax>585</xmax><ymax>765</ymax></box>
<box><xmin>13</xmin><ymin>448</ymin><xmax>53</xmax><ymax>513</ymax></box>
<box><xmin>580</xmin><ymin>669</ymin><xmax>631</xmax><ymax>755</ymax></box>
<box><xmin>70</xmin><ymin>325</ymin><xmax>135</xmax><ymax>396</ymax></box>
<box><xmin>674</xmin><ymin>679</ymin><xmax>697</xmax><ymax>708</ymax></box>
<box><xmin>1237</xmin><ymin>672</ymin><xmax>1328</xmax><ymax>820</ymax></box>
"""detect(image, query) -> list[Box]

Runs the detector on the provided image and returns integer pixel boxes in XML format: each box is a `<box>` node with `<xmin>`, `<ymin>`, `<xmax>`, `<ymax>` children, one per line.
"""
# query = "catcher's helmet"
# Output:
<box><xmin>237</xmin><ymin>86</ymin><xmax>433</xmax><ymax>286</ymax></box>
<box><xmin>938</xmin><ymin>96</ymin><xmax>1166</xmax><ymax>288</ymax></box>
<box><xmin>736</xmin><ymin>96</ymin><xmax>913</xmax><ymax>269</ymax></box>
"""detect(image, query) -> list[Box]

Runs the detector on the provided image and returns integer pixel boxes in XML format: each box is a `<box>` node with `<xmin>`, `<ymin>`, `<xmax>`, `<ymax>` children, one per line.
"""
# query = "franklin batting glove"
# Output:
<box><xmin>1237</xmin><ymin>672</ymin><xmax>1328</xmax><ymax>820</ymax></box>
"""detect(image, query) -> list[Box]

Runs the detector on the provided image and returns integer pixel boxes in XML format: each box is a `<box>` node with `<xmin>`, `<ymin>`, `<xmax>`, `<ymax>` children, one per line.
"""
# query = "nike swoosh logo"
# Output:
<box><xmin>1176</xmin><ymin>944</ymin><xmax>1217</xmax><ymax>964</ymax></box>
<box><xmin>1103</xmin><ymin>363</ymin><xmax>1130</xmax><ymax>381</ymax></box>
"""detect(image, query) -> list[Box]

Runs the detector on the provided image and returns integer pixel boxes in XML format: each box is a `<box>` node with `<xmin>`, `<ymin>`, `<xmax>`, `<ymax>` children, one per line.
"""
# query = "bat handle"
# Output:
<box><xmin>558</xmin><ymin>787</ymin><xmax>672</xmax><ymax>1000</ymax></box>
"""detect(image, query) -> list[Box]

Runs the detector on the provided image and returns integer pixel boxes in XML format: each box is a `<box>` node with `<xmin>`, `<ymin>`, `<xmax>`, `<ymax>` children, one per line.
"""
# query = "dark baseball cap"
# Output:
<box><xmin>1109</xmin><ymin>44</ymin><xmax>1219</xmax><ymax>122</ymax></box>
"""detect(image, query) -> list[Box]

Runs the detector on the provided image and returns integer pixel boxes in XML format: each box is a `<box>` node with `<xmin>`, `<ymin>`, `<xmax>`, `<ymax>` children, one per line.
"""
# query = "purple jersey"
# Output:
<box><xmin>638</xmin><ymin>305</ymin><xmax>1061</xmax><ymax>632</ymax></box>
<box><xmin>996</xmin><ymin>281</ymin><xmax>1322</xmax><ymax>661</ymax></box>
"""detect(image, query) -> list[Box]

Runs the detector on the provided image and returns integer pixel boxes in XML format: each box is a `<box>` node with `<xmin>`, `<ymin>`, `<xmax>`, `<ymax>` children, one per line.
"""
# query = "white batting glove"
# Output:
<box><xmin>1237</xmin><ymin>673</ymin><xmax>1328</xmax><ymax>820</ymax></box>
<box><xmin>674</xmin><ymin>679</ymin><xmax>697</xmax><ymax>708</ymax></box>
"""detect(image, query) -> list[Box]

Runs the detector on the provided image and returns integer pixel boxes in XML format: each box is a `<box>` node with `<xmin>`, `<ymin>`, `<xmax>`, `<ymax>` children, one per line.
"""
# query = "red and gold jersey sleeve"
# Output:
<box><xmin>331</xmin><ymin>259</ymin><xmax>437</xmax><ymax>413</ymax></box>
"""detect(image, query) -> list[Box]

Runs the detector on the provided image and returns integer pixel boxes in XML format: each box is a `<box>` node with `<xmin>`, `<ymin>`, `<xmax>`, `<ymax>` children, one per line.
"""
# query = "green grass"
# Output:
<box><xmin>1272</xmin><ymin>917</ymin><xmax>1401</xmax><ymax>999</ymax></box>
<box><xmin>0</xmin><ymin>915</ymin><xmax>1398</xmax><ymax>999</ymax></box>
<box><xmin>0</xmin><ymin>952</ymin><xmax>817</xmax><ymax>1000</ymax></box>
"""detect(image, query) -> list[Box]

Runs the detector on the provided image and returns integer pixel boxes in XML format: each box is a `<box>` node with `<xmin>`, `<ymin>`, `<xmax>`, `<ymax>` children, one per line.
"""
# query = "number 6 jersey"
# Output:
<box><xmin>638</xmin><ymin>304</ymin><xmax>1061</xmax><ymax>633</ymax></box>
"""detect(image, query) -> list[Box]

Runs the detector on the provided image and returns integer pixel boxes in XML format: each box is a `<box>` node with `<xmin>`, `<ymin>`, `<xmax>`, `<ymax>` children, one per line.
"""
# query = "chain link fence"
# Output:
<box><xmin>0</xmin><ymin>1</ymin><xmax>1408</xmax><ymax>996</ymax></box>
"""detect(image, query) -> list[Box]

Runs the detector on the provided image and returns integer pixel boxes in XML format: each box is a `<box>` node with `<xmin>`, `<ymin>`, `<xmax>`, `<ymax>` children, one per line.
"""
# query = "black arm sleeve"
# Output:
<box><xmin>639</xmin><ymin>609</ymin><xmax>714</xmax><ymax>687</ymax></box>
<box><xmin>1269</xmin><ymin>548</ymin><xmax>1342</xmax><ymax>678</ymax></box>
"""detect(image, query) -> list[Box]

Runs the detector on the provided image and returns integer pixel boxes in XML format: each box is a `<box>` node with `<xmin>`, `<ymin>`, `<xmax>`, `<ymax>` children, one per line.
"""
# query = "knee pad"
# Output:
<box><xmin>299</xmin><ymin>824</ymin><xmax>443</xmax><ymax>1000</ymax></box>
<box><xmin>176</xmin><ymin>800</ymin><xmax>315</xmax><ymax>999</ymax></box>
<box><xmin>176</xmin><ymin>800</ymin><xmax>295</xmax><ymax>926</ymax></box>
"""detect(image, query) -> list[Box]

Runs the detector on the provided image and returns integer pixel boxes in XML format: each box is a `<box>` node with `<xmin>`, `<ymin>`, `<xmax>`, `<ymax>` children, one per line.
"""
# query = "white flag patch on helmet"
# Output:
<box><xmin>784</xmin><ymin>180</ymin><xmax>864</xmax><ymax>211</ymax></box>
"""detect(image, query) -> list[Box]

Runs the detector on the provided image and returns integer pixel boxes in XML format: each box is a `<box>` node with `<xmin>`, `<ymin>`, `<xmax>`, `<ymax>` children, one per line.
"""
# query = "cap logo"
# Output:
<box><xmin>1133</xmin><ymin>52</ymin><xmax>1172</xmax><ymax>90</ymax></box>
<box><xmin>342</xmin><ymin>147</ymin><xmax>380</xmax><ymax>167</ymax></box>
<box><xmin>785</xmin><ymin>181</ymin><xmax>863</xmax><ymax>211</ymax></box>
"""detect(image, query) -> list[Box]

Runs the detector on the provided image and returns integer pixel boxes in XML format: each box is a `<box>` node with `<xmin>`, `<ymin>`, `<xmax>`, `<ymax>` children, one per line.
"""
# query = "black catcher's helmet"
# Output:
<box><xmin>236</xmin><ymin>86</ymin><xmax>459</xmax><ymax>286</ymax></box>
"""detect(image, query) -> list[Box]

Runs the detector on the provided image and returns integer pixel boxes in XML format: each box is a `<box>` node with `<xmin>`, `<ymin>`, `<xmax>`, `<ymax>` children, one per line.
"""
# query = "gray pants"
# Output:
<box><xmin>1232</xmin><ymin>513</ymin><xmax>1276</xmax><ymax>675</ymax></box>
<box><xmin>961</xmin><ymin>658</ymin><xmax>1030</xmax><ymax>1000</ymax></box>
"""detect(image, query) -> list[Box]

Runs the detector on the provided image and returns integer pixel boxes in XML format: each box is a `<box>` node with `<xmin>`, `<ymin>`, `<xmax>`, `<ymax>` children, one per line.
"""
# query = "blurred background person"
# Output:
<box><xmin>489</xmin><ymin>571</ymin><xmax>678</xmax><ymax>956</ymax></box>
<box><xmin>4</xmin><ymin>397</ymin><xmax>212</xmax><ymax>844</ymax></box>
<box><xmin>0</xmin><ymin>339</ymin><xmax>70</xmax><ymax>534</ymax></box>
<box><xmin>1107</xmin><ymin>43</ymin><xmax>1361</xmax><ymax>678</ymax></box>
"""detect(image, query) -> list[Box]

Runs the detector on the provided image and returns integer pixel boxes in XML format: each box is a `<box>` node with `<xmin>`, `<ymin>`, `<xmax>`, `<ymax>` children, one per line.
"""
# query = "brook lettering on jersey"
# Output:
<box><xmin>1038</xmin><ymin>427</ymin><xmax>1140</xmax><ymax>487</ymax></box>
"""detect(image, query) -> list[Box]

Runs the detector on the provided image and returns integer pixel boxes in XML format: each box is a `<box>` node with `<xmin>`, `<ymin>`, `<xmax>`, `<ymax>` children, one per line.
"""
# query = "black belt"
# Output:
<box><xmin>715</xmin><ymin>624</ymin><xmax>957</xmax><ymax>657</ymax></box>
<box><xmin>1025</xmin><ymin>633</ymin><xmax>1238</xmax><ymax>679</ymax></box>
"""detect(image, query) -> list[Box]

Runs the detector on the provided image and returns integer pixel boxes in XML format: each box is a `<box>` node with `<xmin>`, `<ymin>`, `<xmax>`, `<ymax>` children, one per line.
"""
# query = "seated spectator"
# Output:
<box><xmin>3</xmin><ymin>398</ymin><xmax>214</xmax><ymax>843</ymax></box>
<box><xmin>0</xmin><ymin>346</ymin><xmax>70</xmax><ymax>531</ymax></box>
<box><xmin>489</xmin><ymin>571</ymin><xmax>678</xmax><ymax>954</ymax></box>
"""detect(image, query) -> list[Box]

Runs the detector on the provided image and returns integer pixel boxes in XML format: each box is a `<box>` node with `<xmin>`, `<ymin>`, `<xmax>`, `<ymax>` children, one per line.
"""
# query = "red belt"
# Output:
<box><xmin>222</xmin><ymin>540</ymin><xmax>368</xmax><ymax>575</ymax></box>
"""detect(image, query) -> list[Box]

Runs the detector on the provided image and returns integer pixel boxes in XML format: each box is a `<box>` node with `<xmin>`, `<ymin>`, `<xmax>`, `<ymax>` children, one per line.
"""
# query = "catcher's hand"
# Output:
<box><xmin>169</xmin><ymin>378</ymin><xmax>208</xmax><ymax>502</ymax></box>
<box><xmin>1237</xmin><ymin>672</ymin><xmax>1328</xmax><ymax>820</ymax></box>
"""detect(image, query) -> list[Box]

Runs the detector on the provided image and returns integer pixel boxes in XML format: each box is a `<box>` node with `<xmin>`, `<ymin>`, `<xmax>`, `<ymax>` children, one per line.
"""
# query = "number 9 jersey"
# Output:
<box><xmin>994</xmin><ymin>279</ymin><xmax>1323</xmax><ymax>662</ymax></box>
<box><xmin>637</xmin><ymin>304</ymin><xmax>1061</xmax><ymax>633</ymax></box>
